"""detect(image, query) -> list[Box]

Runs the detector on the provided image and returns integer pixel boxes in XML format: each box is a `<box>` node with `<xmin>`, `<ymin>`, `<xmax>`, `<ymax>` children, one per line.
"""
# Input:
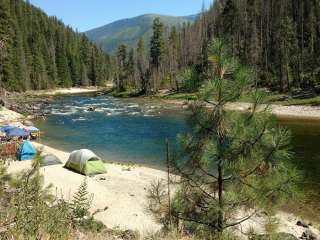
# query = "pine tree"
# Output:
<box><xmin>127</xmin><ymin>48</ymin><xmax>136</xmax><ymax>90</ymax></box>
<box><xmin>280</xmin><ymin>17</ymin><xmax>299</xmax><ymax>91</ymax></box>
<box><xmin>137</xmin><ymin>38</ymin><xmax>148</xmax><ymax>94</ymax></box>
<box><xmin>168</xmin><ymin>26</ymin><xmax>179</xmax><ymax>90</ymax></box>
<box><xmin>11</xmin><ymin>155</ymin><xmax>72</xmax><ymax>239</ymax></box>
<box><xmin>156</xmin><ymin>40</ymin><xmax>300</xmax><ymax>235</ymax></box>
<box><xmin>0</xmin><ymin>0</ymin><xmax>15</xmax><ymax>90</ymax></box>
<box><xmin>0</xmin><ymin>0</ymin><xmax>111</xmax><ymax>91</ymax></box>
<box><xmin>71</xmin><ymin>177</ymin><xmax>92</xmax><ymax>220</ymax></box>
<box><xmin>150</xmin><ymin>17</ymin><xmax>165</xmax><ymax>92</ymax></box>
<box><xmin>150</xmin><ymin>17</ymin><xmax>165</xmax><ymax>69</ymax></box>
<box><xmin>116</xmin><ymin>44</ymin><xmax>127</xmax><ymax>92</ymax></box>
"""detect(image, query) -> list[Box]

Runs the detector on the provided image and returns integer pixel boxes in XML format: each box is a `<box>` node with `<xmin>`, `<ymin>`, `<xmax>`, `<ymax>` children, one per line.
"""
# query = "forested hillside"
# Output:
<box><xmin>212</xmin><ymin>0</ymin><xmax>320</xmax><ymax>93</ymax></box>
<box><xmin>0</xmin><ymin>0</ymin><xmax>112</xmax><ymax>91</ymax></box>
<box><xmin>85</xmin><ymin>14</ymin><xmax>197</xmax><ymax>53</ymax></box>
<box><xmin>114</xmin><ymin>0</ymin><xmax>320</xmax><ymax>95</ymax></box>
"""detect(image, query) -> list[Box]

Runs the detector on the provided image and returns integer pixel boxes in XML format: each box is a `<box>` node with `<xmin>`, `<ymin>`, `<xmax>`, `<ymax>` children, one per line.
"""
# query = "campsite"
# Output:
<box><xmin>0</xmin><ymin>107</ymin><xmax>168</xmax><ymax>233</ymax></box>
<box><xmin>1</xmin><ymin>0</ymin><xmax>320</xmax><ymax>239</ymax></box>
<box><xmin>0</xmin><ymin>124</ymin><xmax>40</xmax><ymax>160</ymax></box>
<box><xmin>0</xmin><ymin>121</ymin><xmax>106</xmax><ymax>176</ymax></box>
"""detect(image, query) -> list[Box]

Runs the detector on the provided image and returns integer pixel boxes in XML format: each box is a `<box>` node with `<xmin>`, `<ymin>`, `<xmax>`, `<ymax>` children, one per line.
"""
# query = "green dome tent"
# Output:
<box><xmin>64</xmin><ymin>149</ymin><xmax>106</xmax><ymax>176</ymax></box>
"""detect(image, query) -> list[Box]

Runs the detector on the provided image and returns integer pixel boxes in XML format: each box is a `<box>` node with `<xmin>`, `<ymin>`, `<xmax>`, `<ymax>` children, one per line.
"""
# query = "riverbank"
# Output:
<box><xmin>6</xmin><ymin>86</ymin><xmax>320</xmax><ymax>122</ymax></box>
<box><xmin>160</xmin><ymin>98</ymin><xmax>320</xmax><ymax>121</ymax></box>
<box><xmin>6</xmin><ymin>142</ymin><xmax>167</xmax><ymax>235</ymax></box>
<box><xmin>5</xmin><ymin>142</ymin><xmax>320</xmax><ymax>239</ymax></box>
<box><xmin>1</xmin><ymin>92</ymin><xmax>320</xmax><ymax>238</ymax></box>
<box><xmin>27</xmin><ymin>86</ymin><xmax>113</xmax><ymax>96</ymax></box>
<box><xmin>0</xmin><ymin>86</ymin><xmax>114</xmax><ymax>119</ymax></box>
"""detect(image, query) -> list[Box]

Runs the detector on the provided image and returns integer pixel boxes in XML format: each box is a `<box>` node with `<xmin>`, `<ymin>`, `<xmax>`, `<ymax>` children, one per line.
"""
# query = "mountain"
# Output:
<box><xmin>85</xmin><ymin>14</ymin><xmax>198</xmax><ymax>53</ymax></box>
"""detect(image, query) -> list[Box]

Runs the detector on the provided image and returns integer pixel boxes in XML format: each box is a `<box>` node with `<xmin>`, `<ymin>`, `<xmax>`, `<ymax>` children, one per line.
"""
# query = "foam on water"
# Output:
<box><xmin>37</xmin><ymin>94</ymin><xmax>190</xmax><ymax>167</ymax></box>
<box><xmin>72</xmin><ymin>117</ymin><xmax>87</xmax><ymax>122</ymax></box>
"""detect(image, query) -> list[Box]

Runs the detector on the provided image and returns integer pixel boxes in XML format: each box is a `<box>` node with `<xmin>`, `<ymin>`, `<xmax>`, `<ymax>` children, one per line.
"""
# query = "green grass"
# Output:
<box><xmin>236</xmin><ymin>91</ymin><xmax>320</xmax><ymax>106</ymax></box>
<box><xmin>279</xmin><ymin>96</ymin><xmax>320</xmax><ymax>106</ymax></box>
<box><xmin>113</xmin><ymin>87</ymin><xmax>320</xmax><ymax>107</ymax></box>
<box><xmin>112</xmin><ymin>90</ymin><xmax>144</xmax><ymax>98</ymax></box>
<box><xmin>160</xmin><ymin>92</ymin><xmax>198</xmax><ymax>101</ymax></box>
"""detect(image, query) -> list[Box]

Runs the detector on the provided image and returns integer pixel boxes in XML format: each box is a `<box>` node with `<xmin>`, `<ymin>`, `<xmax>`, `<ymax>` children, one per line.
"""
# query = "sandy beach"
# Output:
<box><xmin>27</xmin><ymin>87</ymin><xmax>103</xmax><ymax>96</ymax></box>
<box><xmin>1</xmin><ymin>91</ymin><xmax>320</xmax><ymax>238</ymax></box>
<box><xmin>0</xmin><ymin>107</ymin><xmax>24</xmax><ymax>123</ymax></box>
<box><xmin>226</xmin><ymin>102</ymin><xmax>320</xmax><ymax>121</ymax></box>
<box><xmin>7</xmin><ymin>142</ymin><xmax>167</xmax><ymax>235</ymax></box>
<box><xmin>163</xmin><ymin>99</ymin><xmax>320</xmax><ymax>121</ymax></box>
<box><xmin>4</xmin><ymin>142</ymin><xmax>319</xmax><ymax>238</ymax></box>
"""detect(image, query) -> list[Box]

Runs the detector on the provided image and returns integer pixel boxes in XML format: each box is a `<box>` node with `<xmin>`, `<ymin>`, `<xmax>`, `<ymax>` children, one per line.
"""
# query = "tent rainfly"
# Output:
<box><xmin>41</xmin><ymin>154</ymin><xmax>62</xmax><ymax>167</ymax></box>
<box><xmin>0</xmin><ymin>125</ymin><xmax>15</xmax><ymax>132</ymax></box>
<box><xmin>64</xmin><ymin>149</ymin><xmax>106</xmax><ymax>176</ymax></box>
<box><xmin>17</xmin><ymin>140</ymin><xmax>37</xmax><ymax>161</ymax></box>
<box><xmin>5</xmin><ymin>127</ymin><xmax>29</xmax><ymax>138</ymax></box>
<box><xmin>25</xmin><ymin>126</ymin><xmax>39</xmax><ymax>133</ymax></box>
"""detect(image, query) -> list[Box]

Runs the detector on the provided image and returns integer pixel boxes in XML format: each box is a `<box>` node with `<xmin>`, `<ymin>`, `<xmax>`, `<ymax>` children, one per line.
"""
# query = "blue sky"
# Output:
<box><xmin>29</xmin><ymin>0</ymin><xmax>214</xmax><ymax>32</ymax></box>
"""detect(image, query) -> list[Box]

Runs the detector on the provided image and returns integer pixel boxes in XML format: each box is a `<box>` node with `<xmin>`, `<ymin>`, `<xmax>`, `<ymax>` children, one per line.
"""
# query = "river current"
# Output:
<box><xmin>34</xmin><ymin>94</ymin><xmax>320</xmax><ymax>221</ymax></box>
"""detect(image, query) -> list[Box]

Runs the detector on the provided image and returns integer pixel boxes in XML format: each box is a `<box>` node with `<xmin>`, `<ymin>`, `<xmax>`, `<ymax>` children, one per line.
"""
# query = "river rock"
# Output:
<box><xmin>297</xmin><ymin>220</ymin><xmax>309</xmax><ymax>228</ymax></box>
<box><xmin>23</xmin><ymin>120</ymin><xmax>34</xmax><ymax>127</ymax></box>
<box><xmin>253</xmin><ymin>232</ymin><xmax>298</xmax><ymax>240</ymax></box>
<box><xmin>301</xmin><ymin>229</ymin><xmax>318</xmax><ymax>240</ymax></box>
<box><xmin>0</xmin><ymin>98</ymin><xmax>6</xmax><ymax>106</ymax></box>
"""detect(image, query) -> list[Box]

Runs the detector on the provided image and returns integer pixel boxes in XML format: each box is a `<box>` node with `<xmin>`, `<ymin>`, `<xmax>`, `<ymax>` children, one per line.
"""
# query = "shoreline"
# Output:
<box><xmin>7</xmin><ymin>142</ymin><xmax>168</xmax><ymax>235</ymax></box>
<box><xmin>25</xmin><ymin>86</ymin><xmax>113</xmax><ymax>96</ymax></box>
<box><xmin>7</xmin><ymin>85</ymin><xmax>320</xmax><ymax>122</ymax></box>
<box><xmin>1</xmin><ymin>89</ymin><xmax>320</xmax><ymax>237</ymax></box>
<box><xmin>5</xmin><ymin>141</ymin><xmax>320</xmax><ymax>238</ymax></box>
<box><xmin>161</xmin><ymin>98</ymin><xmax>320</xmax><ymax>121</ymax></box>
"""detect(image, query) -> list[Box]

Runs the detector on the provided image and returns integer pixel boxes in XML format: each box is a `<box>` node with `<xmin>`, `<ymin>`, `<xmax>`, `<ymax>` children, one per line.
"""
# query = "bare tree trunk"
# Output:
<box><xmin>217</xmin><ymin>106</ymin><xmax>224</xmax><ymax>232</ymax></box>
<box><xmin>217</xmin><ymin>162</ymin><xmax>223</xmax><ymax>231</ymax></box>
<box><xmin>166</xmin><ymin>138</ymin><xmax>172</xmax><ymax>227</ymax></box>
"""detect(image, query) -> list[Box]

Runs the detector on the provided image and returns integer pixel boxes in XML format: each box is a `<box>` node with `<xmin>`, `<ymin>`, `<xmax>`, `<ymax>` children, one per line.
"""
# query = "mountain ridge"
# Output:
<box><xmin>85</xmin><ymin>13</ymin><xmax>198</xmax><ymax>53</ymax></box>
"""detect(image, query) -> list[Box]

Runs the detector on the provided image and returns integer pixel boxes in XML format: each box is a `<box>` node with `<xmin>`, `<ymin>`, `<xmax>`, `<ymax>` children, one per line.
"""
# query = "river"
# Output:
<box><xmin>34</xmin><ymin>94</ymin><xmax>320</xmax><ymax>222</ymax></box>
<box><xmin>34</xmin><ymin>95</ymin><xmax>189</xmax><ymax>168</ymax></box>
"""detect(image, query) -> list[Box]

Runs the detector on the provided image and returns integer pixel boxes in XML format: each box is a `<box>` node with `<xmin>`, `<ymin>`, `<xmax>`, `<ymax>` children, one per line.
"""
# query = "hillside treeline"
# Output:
<box><xmin>115</xmin><ymin>0</ymin><xmax>320</xmax><ymax>94</ymax></box>
<box><xmin>0</xmin><ymin>0</ymin><xmax>112</xmax><ymax>91</ymax></box>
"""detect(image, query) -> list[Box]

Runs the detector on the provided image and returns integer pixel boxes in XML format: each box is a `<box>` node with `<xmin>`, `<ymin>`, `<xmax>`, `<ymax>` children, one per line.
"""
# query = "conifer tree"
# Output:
<box><xmin>127</xmin><ymin>48</ymin><xmax>136</xmax><ymax>90</ymax></box>
<box><xmin>168</xmin><ymin>26</ymin><xmax>179</xmax><ymax>90</ymax></box>
<box><xmin>149</xmin><ymin>40</ymin><xmax>300</xmax><ymax>236</ymax></box>
<box><xmin>150</xmin><ymin>17</ymin><xmax>165</xmax><ymax>92</ymax></box>
<box><xmin>137</xmin><ymin>38</ymin><xmax>148</xmax><ymax>94</ymax></box>
<box><xmin>0</xmin><ymin>0</ymin><xmax>111</xmax><ymax>91</ymax></box>
<box><xmin>10</xmin><ymin>155</ymin><xmax>72</xmax><ymax>239</ymax></box>
<box><xmin>0</xmin><ymin>0</ymin><xmax>15</xmax><ymax>89</ymax></box>
<box><xmin>71</xmin><ymin>177</ymin><xmax>93</xmax><ymax>220</ymax></box>
<box><xmin>116</xmin><ymin>44</ymin><xmax>127</xmax><ymax>92</ymax></box>
<box><xmin>150</xmin><ymin>17</ymin><xmax>165</xmax><ymax>69</ymax></box>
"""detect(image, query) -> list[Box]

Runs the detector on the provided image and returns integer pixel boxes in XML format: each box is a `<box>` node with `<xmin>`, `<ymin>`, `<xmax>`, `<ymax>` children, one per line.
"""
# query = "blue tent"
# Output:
<box><xmin>0</xmin><ymin>125</ymin><xmax>15</xmax><ymax>133</ymax></box>
<box><xmin>5</xmin><ymin>127</ymin><xmax>29</xmax><ymax>138</ymax></box>
<box><xmin>25</xmin><ymin>126</ymin><xmax>39</xmax><ymax>133</ymax></box>
<box><xmin>17</xmin><ymin>141</ymin><xmax>37</xmax><ymax>161</ymax></box>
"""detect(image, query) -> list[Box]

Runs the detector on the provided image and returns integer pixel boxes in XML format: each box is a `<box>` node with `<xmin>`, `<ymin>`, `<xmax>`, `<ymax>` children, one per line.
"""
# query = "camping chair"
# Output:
<box><xmin>0</xmin><ymin>142</ymin><xmax>17</xmax><ymax>162</ymax></box>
